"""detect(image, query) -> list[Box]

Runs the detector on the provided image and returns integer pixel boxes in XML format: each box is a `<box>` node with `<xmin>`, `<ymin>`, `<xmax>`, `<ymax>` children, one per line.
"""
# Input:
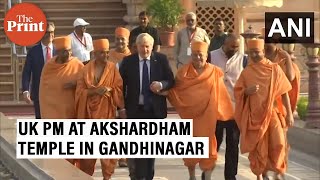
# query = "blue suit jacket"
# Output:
<box><xmin>22</xmin><ymin>43</ymin><xmax>55</xmax><ymax>101</ymax></box>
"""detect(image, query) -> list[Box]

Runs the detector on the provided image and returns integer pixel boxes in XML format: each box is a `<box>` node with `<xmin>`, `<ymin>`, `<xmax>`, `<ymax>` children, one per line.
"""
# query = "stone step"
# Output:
<box><xmin>0</xmin><ymin>45</ymin><xmax>11</xmax><ymax>54</ymax></box>
<box><xmin>23</xmin><ymin>0</ymin><xmax>126</xmax><ymax>9</ymax></box>
<box><xmin>91</xmin><ymin>33</ymin><xmax>115</xmax><ymax>41</ymax></box>
<box><xmin>0</xmin><ymin>54</ymin><xmax>12</xmax><ymax>63</ymax></box>
<box><xmin>0</xmin><ymin>72</ymin><xmax>14</xmax><ymax>82</ymax></box>
<box><xmin>0</xmin><ymin>91</ymin><xmax>14</xmax><ymax>101</ymax></box>
<box><xmin>0</xmin><ymin>26</ymin><xmax>7</xmax><ymax>44</ymax></box>
<box><xmin>54</xmin><ymin>25</ymin><xmax>117</xmax><ymax>37</ymax></box>
<box><xmin>0</xmin><ymin>35</ymin><xmax>6</xmax><ymax>44</ymax></box>
<box><xmin>25</xmin><ymin>0</ymin><xmax>122</xmax><ymax>2</ymax></box>
<box><xmin>0</xmin><ymin>9</ymin><xmax>4</xmax><ymax>19</ymax></box>
<box><xmin>0</xmin><ymin>82</ymin><xmax>14</xmax><ymax>92</ymax></box>
<box><xmin>47</xmin><ymin>16</ymin><xmax>125</xmax><ymax>27</ymax></box>
<box><xmin>0</xmin><ymin>101</ymin><xmax>34</xmax><ymax>114</ymax></box>
<box><xmin>0</xmin><ymin>63</ymin><xmax>12</xmax><ymax>73</ymax></box>
<box><xmin>42</xmin><ymin>8</ymin><xmax>126</xmax><ymax>18</ymax></box>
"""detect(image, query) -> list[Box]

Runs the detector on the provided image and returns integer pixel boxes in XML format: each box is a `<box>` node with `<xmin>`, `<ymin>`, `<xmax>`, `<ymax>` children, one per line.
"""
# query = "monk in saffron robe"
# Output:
<box><xmin>264</xmin><ymin>44</ymin><xmax>300</xmax><ymax>113</ymax></box>
<box><xmin>163</xmin><ymin>41</ymin><xmax>234</xmax><ymax>180</ymax></box>
<box><xmin>108</xmin><ymin>27</ymin><xmax>131</xmax><ymax>167</ymax></box>
<box><xmin>108</xmin><ymin>27</ymin><xmax>131</xmax><ymax>70</ymax></box>
<box><xmin>262</xmin><ymin>27</ymin><xmax>301</xmax><ymax>113</ymax></box>
<box><xmin>234</xmin><ymin>39</ymin><xmax>294</xmax><ymax>180</ymax></box>
<box><xmin>262</xmin><ymin>28</ymin><xmax>301</xmax><ymax>180</ymax></box>
<box><xmin>39</xmin><ymin>36</ymin><xmax>84</xmax><ymax>167</ymax></box>
<box><xmin>75</xmin><ymin>39</ymin><xmax>125</xmax><ymax>180</ymax></box>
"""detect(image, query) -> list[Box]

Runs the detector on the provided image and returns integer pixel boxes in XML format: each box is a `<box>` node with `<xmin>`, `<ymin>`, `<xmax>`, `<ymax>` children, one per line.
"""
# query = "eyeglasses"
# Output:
<box><xmin>46</xmin><ymin>31</ymin><xmax>54</xmax><ymax>34</ymax></box>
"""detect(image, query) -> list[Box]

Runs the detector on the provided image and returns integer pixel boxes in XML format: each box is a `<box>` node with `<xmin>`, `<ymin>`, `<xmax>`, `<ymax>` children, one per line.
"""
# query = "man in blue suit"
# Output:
<box><xmin>120</xmin><ymin>33</ymin><xmax>174</xmax><ymax>180</ymax></box>
<box><xmin>22</xmin><ymin>22</ymin><xmax>56</xmax><ymax>119</ymax></box>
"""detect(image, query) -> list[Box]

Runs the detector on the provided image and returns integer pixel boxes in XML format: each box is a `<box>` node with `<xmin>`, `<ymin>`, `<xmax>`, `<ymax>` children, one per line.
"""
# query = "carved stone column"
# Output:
<box><xmin>122</xmin><ymin>0</ymin><xmax>145</xmax><ymax>30</ymax></box>
<box><xmin>303</xmin><ymin>42</ymin><xmax>320</xmax><ymax>128</ymax></box>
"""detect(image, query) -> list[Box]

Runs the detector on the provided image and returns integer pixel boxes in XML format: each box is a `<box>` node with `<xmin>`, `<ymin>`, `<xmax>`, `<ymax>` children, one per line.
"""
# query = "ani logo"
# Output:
<box><xmin>265</xmin><ymin>12</ymin><xmax>314</xmax><ymax>44</ymax></box>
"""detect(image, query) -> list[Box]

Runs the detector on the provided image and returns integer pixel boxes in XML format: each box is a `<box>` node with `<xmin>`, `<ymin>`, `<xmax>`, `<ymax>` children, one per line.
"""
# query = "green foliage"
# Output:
<box><xmin>297</xmin><ymin>96</ymin><xmax>308</xmax><ymax>120</ymax></box>
<box><xmin>146</xmin><ymin>0</ymin><xmax>184</xmax><ymax>31</ymax></box>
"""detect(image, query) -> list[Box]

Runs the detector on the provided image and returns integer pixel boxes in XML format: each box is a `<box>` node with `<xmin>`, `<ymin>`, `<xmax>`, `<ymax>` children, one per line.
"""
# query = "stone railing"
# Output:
<box><xmin>0</xmin><ymin>113</ymin><xmax>93</xmax><ymax>180</ymax></box>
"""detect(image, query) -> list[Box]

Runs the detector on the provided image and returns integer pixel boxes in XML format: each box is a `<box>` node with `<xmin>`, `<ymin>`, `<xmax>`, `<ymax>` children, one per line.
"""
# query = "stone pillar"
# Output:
<box><xmin>122</xmin><ymin>0</ymin><xmax>145</xmax><ymax>30</ymax></box>
<box><xmin>4</xmin><ymin>0</ymin><xmax>7</xmax><ymax>12</ymax></box>
<box><xmin>181</xmin><ymin>0</ymin><xmax>194</xmax><ymax>12</ymax></box>
<box><xmin>303</xmin><ymin>42</ymin><xmax>320</xmax><ymax>128</ymax></box>
<box><xmin>235</xmin><ymin>7</ymin><xmax>245</xmax><ymax>54</ymax></box>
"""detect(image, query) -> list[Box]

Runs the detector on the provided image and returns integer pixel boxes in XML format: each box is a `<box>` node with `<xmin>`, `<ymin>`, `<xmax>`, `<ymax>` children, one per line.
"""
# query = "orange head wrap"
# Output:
<box><xmin>115</xmin><ymin>27</ymin><xmax>130</xmax><ymax>39</ymax></box>
<box><xmin>53</xmin><ymin>36</ymin><xmax>71</xmax><ymax>50</ymax></box>
<box><xmin>93</xmin><ymin>39</ymin><xmax>110</xmax><ymax>51</ymax></box>
<box><xmin>191</xmin><ymin>41</ymin><xmax>209</xmax><ymax>53</ymax></box>
<box><xmin>247</xmin><ymin>39</ymin><xmax>264</xmax><ymax>51</ymax></box>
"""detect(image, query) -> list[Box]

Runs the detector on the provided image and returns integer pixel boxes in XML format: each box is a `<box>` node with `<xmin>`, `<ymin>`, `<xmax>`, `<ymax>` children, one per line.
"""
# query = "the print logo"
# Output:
<box><xmin>4</xmin><ymin>3</ymin><xmax>47</xmax><ymax>46</ymax></box>
<box><xmin>265</xmin><ymin>12</ymin><xmax>314</xmax><ymax>44</ymax></box>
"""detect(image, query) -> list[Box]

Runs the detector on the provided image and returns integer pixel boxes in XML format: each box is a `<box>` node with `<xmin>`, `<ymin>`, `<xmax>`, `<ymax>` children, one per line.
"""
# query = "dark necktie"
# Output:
<box><xmin>142</xmin><ymin>59</ymin><xmax>151</xmax><ymax>111</ymax></box>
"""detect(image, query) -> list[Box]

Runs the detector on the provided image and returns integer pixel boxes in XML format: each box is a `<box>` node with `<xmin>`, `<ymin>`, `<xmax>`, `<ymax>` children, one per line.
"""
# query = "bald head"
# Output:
<box><xmin>264</xmin><ymin>43</ymin><xmax>277</xmax><ymax>60</ymax></box>
<box><xmin>222</xmin><ymin>33</ymin><xmax>240</xmax><ymax>58</ymax></box>
<box><xmin>224</xmin><ymin>34</ymin><xmax>239</xmax><ymax>44</ymax></box>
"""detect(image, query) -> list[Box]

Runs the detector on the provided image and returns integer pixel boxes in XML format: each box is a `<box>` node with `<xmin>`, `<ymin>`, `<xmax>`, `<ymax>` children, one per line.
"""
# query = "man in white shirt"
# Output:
<box><xmin>22</xmin><ymin>22</ymin><xmax>55</xmax><ymax>119</ymax></box>
<box><xmin>208</xmin><ymin>34</ymin><xmax>247</xmax><ymax>180</ymax></box>
<box><xmin>70</xmin><ymin>18</ymin><xmax>94</xmax><ymax>64</ymax></box>
<box><xmin>174</xmin><ymin>12</ymin><xmax>210</xmax><ymax>69</ymax></box>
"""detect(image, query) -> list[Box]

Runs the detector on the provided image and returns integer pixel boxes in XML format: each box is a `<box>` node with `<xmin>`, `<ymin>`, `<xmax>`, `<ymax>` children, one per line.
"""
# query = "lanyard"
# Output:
<box><xmin>73</xmin><ymin>32</ymin><xmax>87</xmax><ymax>48</ymax></box>
<box><xmin>187</xmin><ymin>27</ymin><xmax>197</xmax><ymax>44</ymax></box>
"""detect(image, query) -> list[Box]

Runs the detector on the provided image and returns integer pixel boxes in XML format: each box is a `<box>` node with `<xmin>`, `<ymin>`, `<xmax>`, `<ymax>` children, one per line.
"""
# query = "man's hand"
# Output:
<box><xmin>87</xmin><ymin>88</ymin><xmax>97</xmax><ymax>96</ymax></box>
<box><xmin>96</xmin><ymin>87</ymin><xmax>107</xmax><ymax>95</ymax></box>
<box><xmin>63</xmin><ymin>81</ymin><xmax>77</xmax><ymax>89</ymax></box>
<box><xmin>105</xmin><ymin>87</ymin><xmax>112</xmax><ymax>92</ymax></box>
<box><xmin>150</xmin><ymin>81</ymin><xmax>162</xmax><ymax>93</ymax></box>
<box><xmin>286</xmin><ymin>113</ymin><xmax>294</xmax><ymax>127</ymax></box>
<box><xmin>88</xmin><ymin>87</ymin><xmax>112</xmax><ymax>96</ymax></box>
<box><xmin>279</xmin><ymin>49</ymin><xmax>291</xmax><ymax>61</ymax></box>
<box><xmin>23</xmin><ymin>91</ymin><xmax>32</xmax><ymax>104</ymax></box>
<box><xmin>118</xmin><ymin>109</ymin><xmax>127</xmax><ymax>119</ymax></box>
<box><xmin>245</xmin><ymin>85</ymin><xmax>259</xmax><ymax>96</ymax></box>
<box><xmin>157</xmin><ymin>91</ymin><xmax>169</xmax><ymax>96</ymax></box>
<box><xmin>96</xmin><ymin>87</ymin><xmax>112</xmax><ymax>96</ymax></box>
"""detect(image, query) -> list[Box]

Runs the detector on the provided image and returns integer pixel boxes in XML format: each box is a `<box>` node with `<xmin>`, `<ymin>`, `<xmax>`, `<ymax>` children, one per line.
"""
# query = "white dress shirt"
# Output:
<box><xmin>70</xmin><ymin>31</ymin><xmax>93</xmax><ymax>62</ymax></box>
<box><xmin>210</xmin><ymin>48</ymin><xmax>245</xmax><ymax>108</ymax></box>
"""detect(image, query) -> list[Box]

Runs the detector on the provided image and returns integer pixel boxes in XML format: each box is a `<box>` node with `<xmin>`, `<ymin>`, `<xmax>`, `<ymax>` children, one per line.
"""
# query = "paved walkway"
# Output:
<box><xmin>91</xmin><ymin>147</ymin><xmax>320</xmax><ymax>180</ymax></box>
<box><xmin>0</xmin><ymin>161</ymin><xmax>18</xmax><ymax>180</ymax></box>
